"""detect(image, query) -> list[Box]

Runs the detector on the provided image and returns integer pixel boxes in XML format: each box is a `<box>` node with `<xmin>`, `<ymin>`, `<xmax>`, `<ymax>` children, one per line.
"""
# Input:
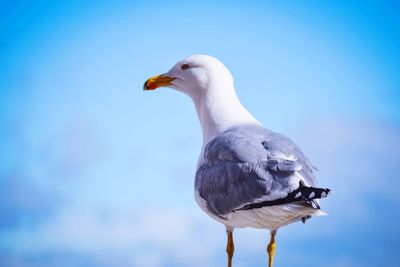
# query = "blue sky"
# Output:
<box><xmin>0</xmin><ymin>1</ymin><xmax>399</xmax><ymax>266</ymax></box>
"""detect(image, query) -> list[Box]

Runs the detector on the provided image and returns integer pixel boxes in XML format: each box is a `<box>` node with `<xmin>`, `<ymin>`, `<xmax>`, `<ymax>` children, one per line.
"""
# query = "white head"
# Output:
<box><xmin>144</xmin><ymin>54</ymin><xmax>259</xmax><ymax>142</ymax></box>
<box><xmin>143</xmin><ymin>55</ymin><xmax>234</xmax><ymax>99</ymax></box>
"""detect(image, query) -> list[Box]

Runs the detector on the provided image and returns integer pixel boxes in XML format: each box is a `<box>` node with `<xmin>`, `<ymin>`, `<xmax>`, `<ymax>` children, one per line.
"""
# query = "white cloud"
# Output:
<box><xmin>4</xmin><ymin>117</ymin><xmax>398</xmax><ymax>267</ymax></box>
<box><xmin>5</xmin><ymin>203</ymin><xmax>222</xmax><ymax>267</ymax></box>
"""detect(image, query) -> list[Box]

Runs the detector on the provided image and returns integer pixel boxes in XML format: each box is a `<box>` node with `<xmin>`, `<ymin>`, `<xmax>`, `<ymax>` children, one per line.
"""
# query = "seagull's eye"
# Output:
<box><xmin>181</xmin><ymin>63</ymin><xmax>190</xmax><ymax>70</ymax></box>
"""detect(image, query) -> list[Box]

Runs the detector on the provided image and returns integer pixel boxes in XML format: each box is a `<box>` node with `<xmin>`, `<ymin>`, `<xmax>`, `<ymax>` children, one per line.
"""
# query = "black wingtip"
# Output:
<box><xmin>301</xmin><ymin>215</ymin><xmax>311</xmax><ymax>223</ymax></box>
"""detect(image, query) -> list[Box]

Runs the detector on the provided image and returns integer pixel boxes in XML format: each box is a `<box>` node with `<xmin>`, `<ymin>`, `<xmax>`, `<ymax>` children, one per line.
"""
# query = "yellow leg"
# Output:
<box><xmin>267</xmin><ymin>230</ymin><xmax>277</xmax><ymax>267</ymax></box>
<box><xmin>226</xmin><ymin>230</ymin><xmax>234</xmax><ymax>267</ymax></box>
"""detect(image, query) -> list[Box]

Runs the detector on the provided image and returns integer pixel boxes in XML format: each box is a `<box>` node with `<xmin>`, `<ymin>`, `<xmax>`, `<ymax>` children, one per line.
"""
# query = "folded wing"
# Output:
<box><xmin>195</xmin><ymin>124</ymin><xmax>329</xmax><ymax>218</ymax></box>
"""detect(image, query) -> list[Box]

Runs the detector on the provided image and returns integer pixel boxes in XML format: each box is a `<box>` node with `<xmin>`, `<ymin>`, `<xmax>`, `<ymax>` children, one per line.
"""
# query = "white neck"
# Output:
<box><xmin>190</xmin><ymin>85</ymin><xmax>260</xmax><ymax>144</ymax></box>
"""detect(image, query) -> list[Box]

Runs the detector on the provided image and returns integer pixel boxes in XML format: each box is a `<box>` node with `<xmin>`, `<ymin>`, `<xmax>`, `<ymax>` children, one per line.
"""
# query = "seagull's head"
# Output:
<box><xmin>143</xmin><ymin>55</ymin><xmax>234</xmax><ymax>98</ymax></box>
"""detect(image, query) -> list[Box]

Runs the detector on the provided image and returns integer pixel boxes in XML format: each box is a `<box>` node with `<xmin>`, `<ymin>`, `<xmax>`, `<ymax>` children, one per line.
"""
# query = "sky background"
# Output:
<box><xmin>0</xmin><ymin>0</ymin><xmax>399</xmax><ymax>266</ymax></box>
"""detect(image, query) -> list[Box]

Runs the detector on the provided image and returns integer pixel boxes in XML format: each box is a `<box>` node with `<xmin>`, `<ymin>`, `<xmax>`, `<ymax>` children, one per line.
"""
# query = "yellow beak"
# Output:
<box><xmin>143</xmin><ymin>74</ymin><xmax>175</xmax><ymax>90</ymax></box>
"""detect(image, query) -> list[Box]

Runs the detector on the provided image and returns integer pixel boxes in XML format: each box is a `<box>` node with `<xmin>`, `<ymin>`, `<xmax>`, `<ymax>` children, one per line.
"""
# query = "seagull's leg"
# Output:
<box><xmin>267</xmin><ymin>230</ymin><xmax>277</xmax><ymax>267</ymax></box>
<box><xmin>226</xmin><ymin>228</ymin><xmax>235</xmax><ymax>267</ymax></box>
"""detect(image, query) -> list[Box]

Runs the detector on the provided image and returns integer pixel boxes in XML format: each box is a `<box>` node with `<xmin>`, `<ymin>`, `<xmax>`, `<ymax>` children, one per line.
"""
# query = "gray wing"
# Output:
<box><xmin>195</xmin><ymin>124</ymin><xmax>323</xmax><ymax>218</ymax></box>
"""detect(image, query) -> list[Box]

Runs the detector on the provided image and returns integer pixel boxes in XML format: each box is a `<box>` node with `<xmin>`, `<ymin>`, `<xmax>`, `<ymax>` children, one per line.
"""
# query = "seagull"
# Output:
<box><xmin>144</xmin><ymin>55</ymin><xmax>330</xmax><ymax>267</ymax></box>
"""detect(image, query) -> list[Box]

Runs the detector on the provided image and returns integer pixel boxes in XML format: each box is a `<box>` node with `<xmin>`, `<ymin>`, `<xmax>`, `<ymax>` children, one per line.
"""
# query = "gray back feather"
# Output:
<box><xmin>195</xmin><ymin>124</ymin><xmax>317</xmax><ymax>218</ymax></box>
